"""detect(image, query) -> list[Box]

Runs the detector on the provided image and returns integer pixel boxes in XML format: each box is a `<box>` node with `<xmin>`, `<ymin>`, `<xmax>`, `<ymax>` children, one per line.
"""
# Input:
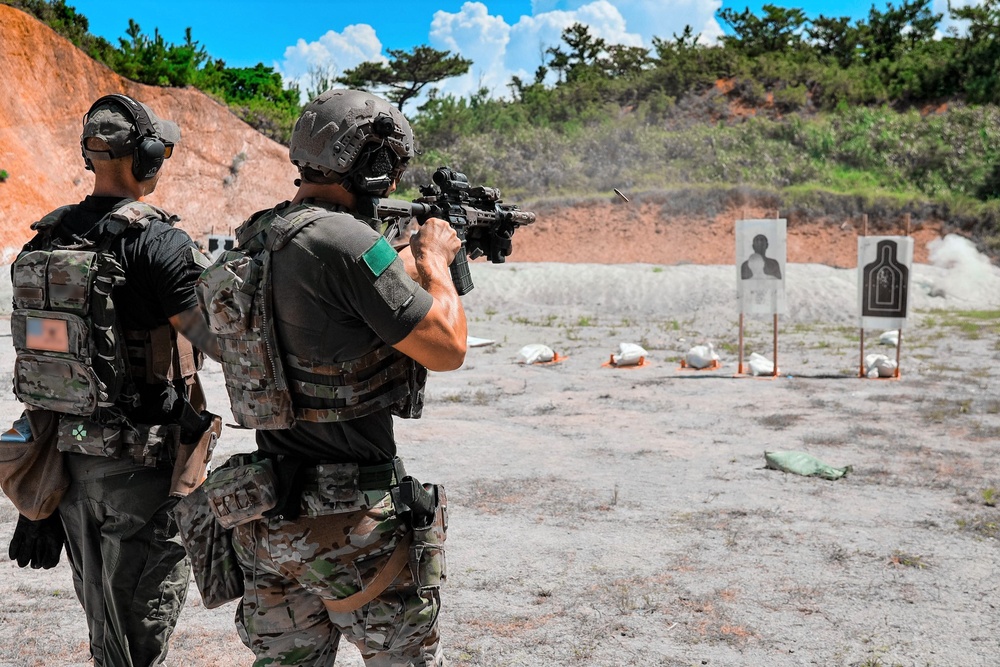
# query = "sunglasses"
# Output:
<box><xmin>162</xmin><ymin>142</ymin><xmax>174</xmax><ymax>159</ymax></box>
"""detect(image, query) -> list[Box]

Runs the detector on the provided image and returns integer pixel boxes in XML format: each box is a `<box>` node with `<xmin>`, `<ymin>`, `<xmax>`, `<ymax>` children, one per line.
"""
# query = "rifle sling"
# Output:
<box><xmin>321</xmin><ymin>530</ymin><xmax>413</xmax><ymax>614</ymax></box>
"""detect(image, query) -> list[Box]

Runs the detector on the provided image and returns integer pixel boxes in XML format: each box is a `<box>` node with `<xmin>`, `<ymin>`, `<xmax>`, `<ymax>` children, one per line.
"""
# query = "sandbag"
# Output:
<box><xmin>764</xmin><ymin>450</ymin><xmax>851</xmax><ymax>480</ymax></box>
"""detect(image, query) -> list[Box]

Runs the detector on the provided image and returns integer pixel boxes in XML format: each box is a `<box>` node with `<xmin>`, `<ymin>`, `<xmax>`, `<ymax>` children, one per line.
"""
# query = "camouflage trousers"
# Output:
<box><xmin>232</xmin><ymin>492</ymin><xmax>446</xmax><ymax>666</ymax></box>
<box><xmin>59</xmin><ymin>454</ymin><xmax>190</xmax><ymax>667</ymax></box>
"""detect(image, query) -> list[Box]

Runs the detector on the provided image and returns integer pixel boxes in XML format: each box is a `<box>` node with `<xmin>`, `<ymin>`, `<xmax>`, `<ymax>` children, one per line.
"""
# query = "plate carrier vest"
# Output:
<box><xmin>197</xmin><ymin>202</ymin><xmax>426</xmax><ymax>430</ymax></box>
<box><xmin>11</xmin><ymin>201</ymin><xmax>199</xmax><ymax>464</ymax></box>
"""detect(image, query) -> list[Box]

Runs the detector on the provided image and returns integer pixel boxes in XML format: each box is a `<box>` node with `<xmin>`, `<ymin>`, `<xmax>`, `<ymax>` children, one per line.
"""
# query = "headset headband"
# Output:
<box><xmin>83</xmin><ymin>93</ymin><xmax>159</xmax><ymax>156</ymax></box>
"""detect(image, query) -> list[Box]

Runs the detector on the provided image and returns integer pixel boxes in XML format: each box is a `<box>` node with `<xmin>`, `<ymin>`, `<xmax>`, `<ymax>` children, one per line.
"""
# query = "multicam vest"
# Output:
<box><xmin>11</xmin><ymin>201</ymin><xmax>189</xmax><ymax>462</ymax></box>
<box><xmin>196</xmin><ymin>203</ymin><xmax>426</xmax><ymax>430</ymax></box>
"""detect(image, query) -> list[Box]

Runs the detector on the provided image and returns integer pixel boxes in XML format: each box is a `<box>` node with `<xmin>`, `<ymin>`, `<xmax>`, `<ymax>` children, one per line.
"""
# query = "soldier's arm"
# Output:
<box><xmin>392</xmin><ymin>218</ymin><xmax>467</xmax><ymax>371</ymax></box>
<box><xmin>169</xmin><ymin>306</ymin><xmax>221</xmax><ymax>362</ymax></box>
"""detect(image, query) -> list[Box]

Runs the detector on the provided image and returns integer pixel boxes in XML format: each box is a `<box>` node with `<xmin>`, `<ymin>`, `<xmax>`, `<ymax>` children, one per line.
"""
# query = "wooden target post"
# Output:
<box><xmin>858</xmin><ymin>213</ymin><xmax>910</xmax><ymax>379</ymax></box>
<box><xmin>737</xmin><ymin>313</ymin><xmax>779</xmax><ymax>377</ymax></box>
<box><xmin>735</xmin><ymin>215</ymin><xmax>784</xmax><ymax>378</ymax></box>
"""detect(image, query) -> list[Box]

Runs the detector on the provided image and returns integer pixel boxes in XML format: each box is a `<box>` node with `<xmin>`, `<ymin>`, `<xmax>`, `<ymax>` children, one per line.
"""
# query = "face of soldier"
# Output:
<box><xmin>141</xmin><ymin>168</ymin><xmax>162</xmax><ymax>195</ymax></box>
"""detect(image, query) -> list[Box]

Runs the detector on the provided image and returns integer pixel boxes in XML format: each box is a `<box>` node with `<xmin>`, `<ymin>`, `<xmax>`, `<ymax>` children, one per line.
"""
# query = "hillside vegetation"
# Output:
<box><xmin>6</xmin><ymin>0</ymin><xmax>1000</xmax><ymax>248</ymax></box>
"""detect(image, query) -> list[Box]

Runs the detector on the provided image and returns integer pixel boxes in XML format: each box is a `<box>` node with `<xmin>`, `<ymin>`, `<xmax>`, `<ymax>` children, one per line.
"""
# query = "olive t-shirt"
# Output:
<box><xmin>35</xmin><ymin>196</ymin><xmax>204</xmax><ymax>422</ymax></box>
<box><xmin>256</xmin><ymin>201</ymin><xmax>433</xmax><ymax>464</ymax></box>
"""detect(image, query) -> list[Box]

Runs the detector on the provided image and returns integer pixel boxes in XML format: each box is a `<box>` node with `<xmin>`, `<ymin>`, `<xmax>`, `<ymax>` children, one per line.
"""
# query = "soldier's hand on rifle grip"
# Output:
<box><xmin>410</xmin><ymin>217</ymin><xmax>461</xmax><ymax>278</ymax></box>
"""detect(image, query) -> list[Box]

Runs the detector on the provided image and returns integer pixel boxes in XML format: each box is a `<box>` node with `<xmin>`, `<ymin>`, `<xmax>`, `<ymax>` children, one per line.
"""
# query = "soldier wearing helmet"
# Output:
<box><xmin>207</xmin><ymin>89</ymin><xmax>466</xmax><ymax>666</ymax></box>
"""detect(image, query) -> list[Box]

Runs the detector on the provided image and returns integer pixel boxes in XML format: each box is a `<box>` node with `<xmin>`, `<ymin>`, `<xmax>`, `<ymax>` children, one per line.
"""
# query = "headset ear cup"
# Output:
<box><xmin>133</xmin><ymin>137</ymin><xmax>165</xmax><ymax>181</ymax></box>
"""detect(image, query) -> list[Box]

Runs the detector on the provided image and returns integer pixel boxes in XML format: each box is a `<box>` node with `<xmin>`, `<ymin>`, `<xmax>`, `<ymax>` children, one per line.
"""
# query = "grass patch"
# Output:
<box><xmin>920</xmin><ymin>398</ymin><xmax>972</xmax><ymax>422</ymax></box>
<box><xmin>956</xmin><ymin>515</ymin><xmax>1000</xmax><ymax>539</ymax></box>
<box><xmin>757</xmin><ymin>413</ymin><xmax>804</xmax><ymax>430</ymax></box>
<box><xmin>887</xmin><ymin>550</ymin><xmax>928</xmax><ymax>569</ymax></box>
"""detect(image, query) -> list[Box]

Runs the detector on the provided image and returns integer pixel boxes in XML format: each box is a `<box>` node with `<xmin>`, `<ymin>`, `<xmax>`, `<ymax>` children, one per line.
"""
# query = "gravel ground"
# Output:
<box><xmin>0</xmin><ymin>257</ymin><xmax>998</xmax><ymax>666</ymax></box>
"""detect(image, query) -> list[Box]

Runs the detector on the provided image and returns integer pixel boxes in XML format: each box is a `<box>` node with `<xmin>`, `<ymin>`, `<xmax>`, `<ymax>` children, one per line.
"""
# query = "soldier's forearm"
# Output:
<box><xmin>169</xmin><ymin>308</ymin><xmax>221</xmax><ymax>362</ymax></box>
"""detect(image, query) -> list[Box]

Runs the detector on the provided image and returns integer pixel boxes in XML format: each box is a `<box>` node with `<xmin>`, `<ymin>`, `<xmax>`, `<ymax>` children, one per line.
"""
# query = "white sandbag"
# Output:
<box><xmin>864</xmin><ymin>353</ymin><xmax>897</xmax><ymax>378</ymax></box>
<box><xmin>518</xmin><ymin>344</ymin><xmax>555</xmax><ymax>364</ymax></box>
<box><xmin>467</xmin><ymin>335</ymin><xmax>495</xmax><ymax>348</ymax></box>
<box><xmin>685</xmin><ymin>343</ymin><xmax>719</xmax><ymax>369</ymax></box>
<box><xmin>748</xmin><ymin>352</ymin><xmax>775</xmax><ymax>376</ymax></box>
<box><xmin>612</xmin><ymin>343</ymin><xmax>647</xmax><ymax>367</ymax></box>
<box><xmin>878</xmin><ymin>330</ymin><xmax>899</xmax><ymax>347</ymax></box>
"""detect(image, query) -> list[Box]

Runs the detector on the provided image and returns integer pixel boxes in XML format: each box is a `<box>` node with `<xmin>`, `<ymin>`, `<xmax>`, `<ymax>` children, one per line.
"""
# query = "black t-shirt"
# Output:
<box><xmin>256</xmin><ymin>201</ymin><xmax>432</xmax><ymax>464</ymax></box>
<box><xmin>34</xmin><ymin>196</ymin><xmax>203</xmax><ymax>422</ymax></box>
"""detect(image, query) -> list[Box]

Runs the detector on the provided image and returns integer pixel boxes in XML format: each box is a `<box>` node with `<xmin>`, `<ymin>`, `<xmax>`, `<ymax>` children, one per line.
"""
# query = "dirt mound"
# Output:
<box><xmin>512</xmin><ymin>199</ymin><xmax>943</xmax><ymax>266</ymax></box>
<box><xmin>0</xmin><ymin>5</ymin><xmax>297</xmax><ymax>258</ymax></box>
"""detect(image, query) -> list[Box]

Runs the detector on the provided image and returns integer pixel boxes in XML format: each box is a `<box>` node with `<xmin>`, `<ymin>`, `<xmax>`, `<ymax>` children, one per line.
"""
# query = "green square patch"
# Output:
<box><xmin>361</xmin><ymin>237</ymin><xmax>397</xmax><ymax>278</ymax></box>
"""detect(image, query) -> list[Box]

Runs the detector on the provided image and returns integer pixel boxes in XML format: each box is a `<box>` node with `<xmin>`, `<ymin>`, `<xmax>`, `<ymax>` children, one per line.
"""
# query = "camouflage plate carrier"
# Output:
<box><xmin>11</xmin><ymin>201</ymin><xmax>190</xmax><ymax>461</ymax></box>
<box><xmin>196</xmin><ymin>202</ymin><xmax>426</xmax><ymax>430</ymax></box>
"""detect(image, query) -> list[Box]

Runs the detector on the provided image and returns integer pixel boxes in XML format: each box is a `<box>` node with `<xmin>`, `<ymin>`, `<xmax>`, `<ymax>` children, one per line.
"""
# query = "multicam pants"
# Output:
<box><xmin>59</xmin><ymin>454</ymin><xmax>190</xmax><ymax>667</ymax></box>
<box><xmin>232</xmin><ymin>492</ymin><xmax>446</xmax><ymax>667</ymax></box>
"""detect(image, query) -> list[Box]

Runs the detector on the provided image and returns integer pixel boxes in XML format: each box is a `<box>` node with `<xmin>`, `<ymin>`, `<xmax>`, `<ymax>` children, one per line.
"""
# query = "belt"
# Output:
<box><xmin>300</xmin><ymin>457</ymin><xmax>403</xmax><ymax>491</ymax></box>
<box><xmin>295</xmin><ymin>457</ymin><xmax>406</xmax><ymax>517</ymax></box>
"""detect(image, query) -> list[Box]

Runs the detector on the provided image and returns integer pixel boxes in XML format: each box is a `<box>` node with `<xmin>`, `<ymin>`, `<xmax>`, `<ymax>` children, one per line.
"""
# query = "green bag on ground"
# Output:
<box><xmin>764</xmin><ymin>450</ymin><xmax>851</xmax><ymax>480</ymax></box>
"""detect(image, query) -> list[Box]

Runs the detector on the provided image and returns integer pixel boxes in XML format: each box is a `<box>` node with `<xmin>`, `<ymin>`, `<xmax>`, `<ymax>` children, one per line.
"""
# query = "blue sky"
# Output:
<box><xmin>68</xmin><ymin>0</ymin><xmax>966</xmax><ymax>101</ymax></box>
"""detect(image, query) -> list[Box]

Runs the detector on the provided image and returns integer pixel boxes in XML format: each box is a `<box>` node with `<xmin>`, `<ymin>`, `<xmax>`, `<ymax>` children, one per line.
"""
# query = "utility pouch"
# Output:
<box><xmin>301</xmin><ymin>463</ymin><xmax>363</xmax><ymax>517</ymax></box>
<box><xmin>203</xmin><ymin>454</ymin><xmax>278</xmax><ymax>529</ymax></box>
<box><xmin>199</xmin><ymin>251</ymin><xmax>260</xmax><ymax>335</ymax></box>
<box><xmin>122</xmin><ymin>423</ymin><xmax>179</xmax><ymax>467</ymax></box>
<box><xmin>171</xmin><ymin>484</ymin><xmax>245</xmax><ymax>609</ymax></box>
<box><xmin>408</xmin><ymin>484</ymin><xmax>448</xmax><ymax>589</ymax></box>
<box><xmin>56</xmin><ymin>416</ymin><xmax>122</xmax><ymax>458</ymax></box>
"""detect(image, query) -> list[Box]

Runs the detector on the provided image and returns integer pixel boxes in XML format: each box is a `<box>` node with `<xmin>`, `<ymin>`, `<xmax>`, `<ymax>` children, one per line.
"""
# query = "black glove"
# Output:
<box><xmin>8</xmin><ymin>512</ymin><xmax>65</xmax><ymax>569</ymax></box>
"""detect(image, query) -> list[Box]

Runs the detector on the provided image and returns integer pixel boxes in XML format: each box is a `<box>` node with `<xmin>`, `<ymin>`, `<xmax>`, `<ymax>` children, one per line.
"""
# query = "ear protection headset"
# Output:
<box><xmin>81</xmin><ymin>93</ymin><xmax>168</xmax><ymax>181</ymax></box>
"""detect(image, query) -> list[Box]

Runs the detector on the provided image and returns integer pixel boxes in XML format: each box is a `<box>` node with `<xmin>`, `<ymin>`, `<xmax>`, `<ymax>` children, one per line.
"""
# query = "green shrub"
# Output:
<box><xmin>0</xmin><ymin>169</ymin><xmax>8</xmax><ymax>182</ymax></box>
<box><xmin>773</xmin><ymin>85</ymin><xmax>808</xmax><ymax>112</ymax></box>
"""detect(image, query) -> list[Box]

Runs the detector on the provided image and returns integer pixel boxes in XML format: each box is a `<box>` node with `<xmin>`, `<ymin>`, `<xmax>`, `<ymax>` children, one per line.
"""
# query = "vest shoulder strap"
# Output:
<box><xmin>102</xmin><ymin>200</ymin><xmax>177</xmax><ymax>238</ymax></box>
<box><xmin>266</xmin><ymin>205</ymin><xmax>337</xmax><ymax>253</ymax></box>
<box><xmin>28</xmin><ymin>205</ymin><xmax>75</xmax><ymax>233</ymax></box>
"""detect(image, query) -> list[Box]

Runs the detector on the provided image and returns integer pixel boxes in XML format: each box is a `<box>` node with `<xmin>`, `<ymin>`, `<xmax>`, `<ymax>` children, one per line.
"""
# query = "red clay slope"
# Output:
<box><xmin>0</xmin><ymin>5</ymin><xmax>298</xmax><ymax>259</ymax></box>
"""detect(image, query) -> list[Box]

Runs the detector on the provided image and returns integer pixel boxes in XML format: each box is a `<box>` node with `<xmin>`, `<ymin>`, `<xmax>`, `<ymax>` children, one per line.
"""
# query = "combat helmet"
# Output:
<box><xmin>289</xmin><ymin>89</ymin><xmax>414</xmax><ymax>196</ymax></box>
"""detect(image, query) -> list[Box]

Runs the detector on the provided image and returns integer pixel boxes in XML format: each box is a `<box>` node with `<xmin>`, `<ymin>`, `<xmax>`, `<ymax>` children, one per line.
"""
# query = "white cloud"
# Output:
<box><xmin>279</xmin><ymin>0</ymin><xmax>726</xmax><ymax>106</ymax></box>
<box><xmin>429</xmin><ymin>2</ymin><xmax>511</xmax><ymax>98</ymax></box>
<box><xmin>278</xmin><ymin>24</ymin><xmax>386</xmax><ymax>96</ymax></box>
<box><xmin>933</xmin><ymin>0</ymin><xmax>983</xmax><ymax>36</ymax></box>
<box><xmin>525</xmin><ymin>0</ymin><xmax>723</xmax><ymax>46</ymax></box>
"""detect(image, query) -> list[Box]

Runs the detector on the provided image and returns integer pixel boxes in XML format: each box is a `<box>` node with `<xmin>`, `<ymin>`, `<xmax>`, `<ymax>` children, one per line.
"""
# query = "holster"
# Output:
<box><xmin>169</xmin><ymin>413</ymin><xmax>222</xmax><ymax>497</ymax></box>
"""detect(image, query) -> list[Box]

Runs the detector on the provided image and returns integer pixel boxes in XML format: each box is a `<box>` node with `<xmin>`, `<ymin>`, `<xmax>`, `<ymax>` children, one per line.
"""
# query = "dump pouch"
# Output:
<box><xmin>0</xmin><ymin>410</ymin><xmax>70</xmax><ymax>521</ymax></box>
<box><xmin>171</xmin><ymin>484</ymin><xmax>245</xmax><ymax>609</ymax></box>
<box><xmin>202</xmin><ymin>454</ymin><xmax>278</xmax><ymax>529</ymax></box>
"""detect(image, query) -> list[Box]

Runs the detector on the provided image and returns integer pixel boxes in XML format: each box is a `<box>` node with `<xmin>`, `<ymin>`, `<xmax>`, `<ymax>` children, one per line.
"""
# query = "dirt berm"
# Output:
<box><xmin>0</xmin><ymin>4</ymin><xmax>298</xmax><ymax>259</ymax></box>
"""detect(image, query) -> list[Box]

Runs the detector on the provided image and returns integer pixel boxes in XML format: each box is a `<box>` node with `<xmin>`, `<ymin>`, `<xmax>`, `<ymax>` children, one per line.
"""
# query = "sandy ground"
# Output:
<box><xmin>1</xmin><ymin>248</ymin><xmax>999</xmax><ymax>666</ymax></box>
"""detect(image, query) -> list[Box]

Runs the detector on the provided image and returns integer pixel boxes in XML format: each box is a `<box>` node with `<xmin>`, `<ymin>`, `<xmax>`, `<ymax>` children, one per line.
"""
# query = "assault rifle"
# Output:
<box><xmin>369</xmin><ymin>166</ymin><xmax>536</xmax><ymax>295</ymax></box>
